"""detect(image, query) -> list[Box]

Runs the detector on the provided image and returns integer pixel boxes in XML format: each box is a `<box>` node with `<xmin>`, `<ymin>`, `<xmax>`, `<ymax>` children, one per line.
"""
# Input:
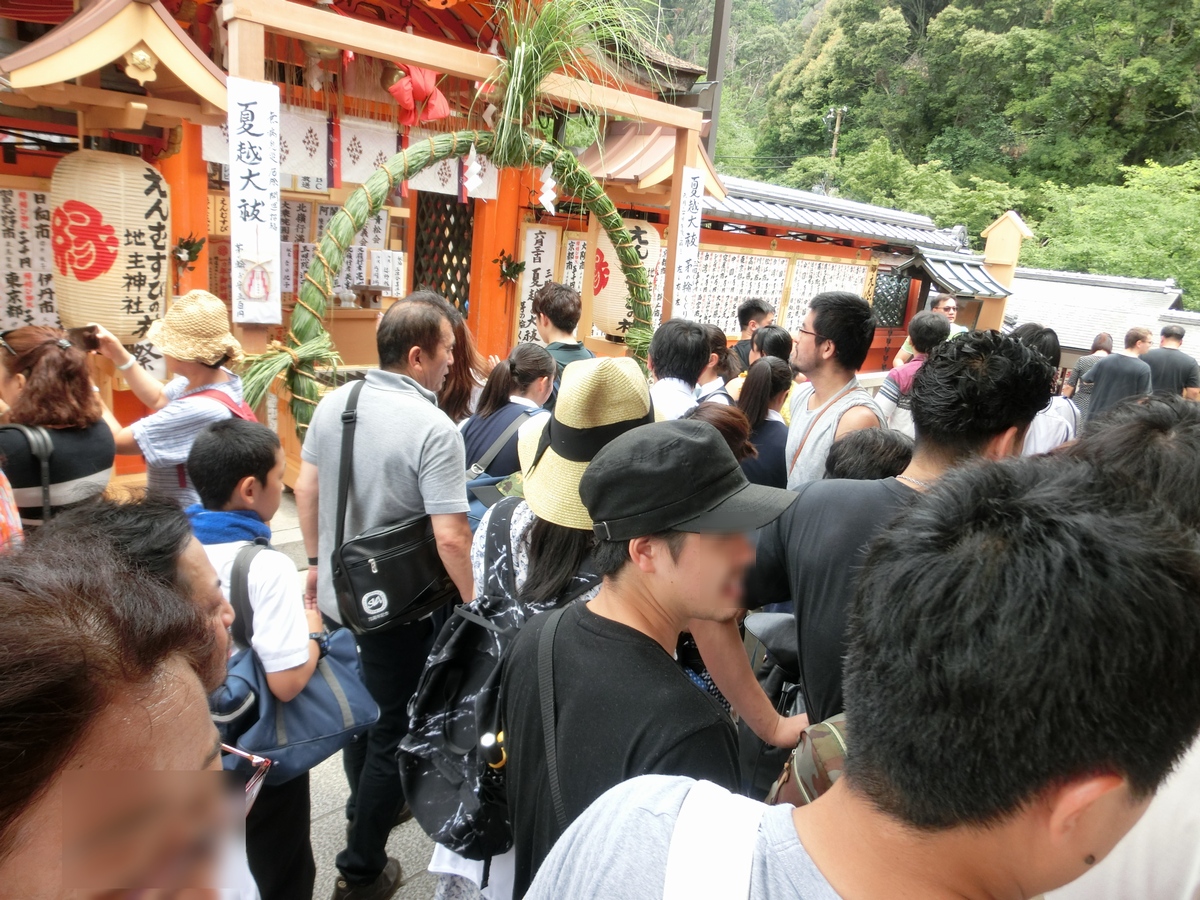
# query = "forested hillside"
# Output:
<box><xmin>657</xmin><ymin>0</ymin><xmax>1200</xmax><ymax>306</ymax></box>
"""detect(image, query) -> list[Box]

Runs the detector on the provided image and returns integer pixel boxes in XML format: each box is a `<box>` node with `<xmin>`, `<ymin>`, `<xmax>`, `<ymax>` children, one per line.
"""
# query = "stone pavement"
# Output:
<box><xmin>272</xmin><ymin>491</ymin><xmax>439</xmax><ymax>900</ymax></box>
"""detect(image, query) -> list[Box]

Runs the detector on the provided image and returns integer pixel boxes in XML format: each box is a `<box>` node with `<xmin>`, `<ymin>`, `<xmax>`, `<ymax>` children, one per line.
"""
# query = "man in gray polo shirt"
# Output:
<box><xmin>296</xmin><ymin>291</ymin><xmax>473</xmax><ymax>900</ymax></box>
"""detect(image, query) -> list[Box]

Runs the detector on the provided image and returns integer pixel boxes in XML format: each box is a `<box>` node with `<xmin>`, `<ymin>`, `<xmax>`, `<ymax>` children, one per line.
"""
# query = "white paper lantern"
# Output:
<box><xmin>50</xmin><ymin>150</ymin><xmax>171</xmax><ymax>344</ymax></box>
<box><xmin>591</xmin><ymin>217</ymin><xmax>661</xmax><ymax>339</ymax></box>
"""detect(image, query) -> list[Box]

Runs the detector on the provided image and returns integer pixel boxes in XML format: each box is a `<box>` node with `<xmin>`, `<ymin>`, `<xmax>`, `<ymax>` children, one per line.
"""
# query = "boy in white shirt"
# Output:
<box><xmin>187</xmin><ymin>418</ymin><xmax>323</xmax><ymax>900</ymax></box>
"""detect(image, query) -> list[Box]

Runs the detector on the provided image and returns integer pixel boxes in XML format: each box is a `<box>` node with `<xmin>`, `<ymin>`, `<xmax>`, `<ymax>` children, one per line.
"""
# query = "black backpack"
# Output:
<box><xmin>397</xmin><ymin>496</ymin><xmax>600</xmax><ymax>862</ymax></box>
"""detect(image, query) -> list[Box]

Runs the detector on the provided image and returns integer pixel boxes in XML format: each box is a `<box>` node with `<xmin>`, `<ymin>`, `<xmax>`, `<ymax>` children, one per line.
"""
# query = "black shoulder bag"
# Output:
<box><xmin>330</xmin><ymin>380</ymin><xmax>459</xmax><ymax>633</ymax></box>
<box><xmin>0</xmin><ymin>424</ymin><xmax>54</xmax><ymax>522</ymax></box>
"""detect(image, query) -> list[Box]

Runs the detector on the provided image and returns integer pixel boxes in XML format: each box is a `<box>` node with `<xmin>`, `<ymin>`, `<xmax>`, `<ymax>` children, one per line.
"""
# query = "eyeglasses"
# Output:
<box><xmin>0</xmin><ymin>331</ymin><xmax>16</xmax><ymax>356</ymax></box>
<box><xmin>938</xmin><ymin>305</ymin><xmax>958</xmax><ymax>312</ymax></box>
<box><xmin>796</xmin><ymin>327</ymin><xmax>829</xmax><ymax>343</ymax></box>
<box><xmin>220</xmin><ymin>744</ymin><xmax>272</xmax><ymax>814</ymax></box>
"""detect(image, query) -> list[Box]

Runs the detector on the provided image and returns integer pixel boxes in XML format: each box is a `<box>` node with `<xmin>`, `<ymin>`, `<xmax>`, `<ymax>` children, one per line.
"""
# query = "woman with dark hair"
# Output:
<box><xmin>439</xmin><ymin>315</ymin><xmax>496</xmax><ymax>423</ymax></box>
<box><xmin>0</xmin><ymin>541</ymin><xmax>238</xmax><ymax>896</ymax></box>
<box><xmin>1063</xmin><ymin>332</ymin><xmax>1113</xmax><ymax>422</ymax></box>
<box><xmin>695</xmin><ymin>324</ymin><xmax>738</xmax><ymax>405</ymax></box>
<box><xmin>737</xmin><ymin>357</ymin><xmax>792</xmax><ymax>488</ymax></box>
<box><xmin>725</xmin><ymin>324</ymin><xmax>795</xmax><ymax>408</ymax></box>
<box><xmin>460</xmin><ymin>343</ymin><xmax>556</xmax><ymax>478</ymax></box>
<box><xmin>1011</xmin><ymin>322</ymin><xmax>1079</xmax><ymax>455</ymax></box>
<box><xmin>0</xmin><ymin>325</ymin><xmax>114</xmax><ymax>525</ymax></box>
<box><xmin>682</xmin><ymin>402</ymin><xmax>756</xmax><ymax>461</ymax></box>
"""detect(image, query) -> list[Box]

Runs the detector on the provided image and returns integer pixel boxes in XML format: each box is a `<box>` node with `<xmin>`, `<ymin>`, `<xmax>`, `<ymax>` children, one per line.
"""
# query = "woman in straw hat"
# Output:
<box><xmin>92</xmin><ymin>290</ymin><xmax>252</xmax><ymax>508</ymax></box>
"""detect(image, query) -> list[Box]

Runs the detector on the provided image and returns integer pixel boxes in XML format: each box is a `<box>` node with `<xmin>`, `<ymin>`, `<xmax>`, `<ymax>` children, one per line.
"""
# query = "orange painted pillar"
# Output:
<box><xmin>469</xmin><ymin>167</ymin><xmax>526</xmax><ymax>358</ymax></box>
<box><xmin>158</xmin><ymin>123</ymin><xmax>210</xmax><ymax>297</ymax></box>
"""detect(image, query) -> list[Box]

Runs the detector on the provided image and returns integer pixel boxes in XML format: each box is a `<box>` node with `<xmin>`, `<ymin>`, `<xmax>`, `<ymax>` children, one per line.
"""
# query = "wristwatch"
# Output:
<box><xmin>309</xmin><ymin>631</ymin><xmax>331</xmax><ymax>658</ymax></box>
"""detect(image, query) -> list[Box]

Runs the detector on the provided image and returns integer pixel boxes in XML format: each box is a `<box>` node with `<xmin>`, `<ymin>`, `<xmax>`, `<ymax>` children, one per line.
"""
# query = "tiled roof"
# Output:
<box><xmin>896</xmin><ymin>248</ymin><xmax>1010</xmax><ymax>300</ymax></box>
<box><xmin>1006</xmin><ymin>267</ymin><xmax>1182</xmax><ymax>353</ymax></box>
<box><xmin>704</xmin><ymin>176</ymin><xmax>963</xmax><ymax>251</ymax></box>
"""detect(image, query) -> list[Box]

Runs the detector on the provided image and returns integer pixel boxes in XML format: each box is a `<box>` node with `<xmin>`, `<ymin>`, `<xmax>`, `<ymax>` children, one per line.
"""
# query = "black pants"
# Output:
<box><xmin>336</xmin><ymin>617</ymin><xmax>435</xmax><ymax>884</ymax></box>
<box><xmin>245</xmin><ymin>771</ymin><xmax>315</xmax><ymax>900</ymax></box>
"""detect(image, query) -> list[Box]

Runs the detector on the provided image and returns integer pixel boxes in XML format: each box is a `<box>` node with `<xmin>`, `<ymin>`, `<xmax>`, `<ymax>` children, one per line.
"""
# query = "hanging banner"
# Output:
<box><xmin>408</xmin><ymin>129</ymin><xmax>498</xmax><ymax>200</ymax></box>
<box><xmin>227</xmin><ymin>76</ymin><xmax>282</xmax><ymax>324</ymax></box>
<box><xmin>514</xmin><ymin>224</ymin><xmax>561</xmax><ymax>344</ymax></box>
<box><xmin>0</xmin><ymin>189</ymin><xmax>58</xmax><ymax>332</ymax></box>
<box><xmin>354</xmin><ymin>210</ymin><xmax>389</xmax><ymax>248</ymax></box>
<box><xmin>279</xmin><ymin>109</ymin><xmax>329</xmax><ymax>181</ymax></box>
<box><xmin>784</xmin><ymin>258</ymin><xmax>869</xmax><ymax>330</ymax></box>
<box><xmin>669</xmin><ymin>166</ymin><xmax>704</xmax><ymax>317</ymax></box>
<box><xmin>339</xmin><ymin>116</ymin><xmax>399</xmax><ymax>185</ymax></box>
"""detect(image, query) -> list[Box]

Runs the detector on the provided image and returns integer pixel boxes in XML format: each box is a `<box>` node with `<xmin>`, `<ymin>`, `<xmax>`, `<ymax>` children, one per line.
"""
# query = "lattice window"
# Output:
<box><xmin>413</xmin><ymin>192</ymin><xmax>474</xmax><ymax>313</ymax></box>
<box><xmin>871</xmin><ymin>273</ymin><xmax>911</xmax><ymax>328</ymax></box>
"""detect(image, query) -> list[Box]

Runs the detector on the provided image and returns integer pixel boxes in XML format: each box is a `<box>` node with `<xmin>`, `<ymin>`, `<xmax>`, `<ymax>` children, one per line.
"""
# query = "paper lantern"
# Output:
<box><xmin>592</xmin><ymin>217</ymin><xmax>660</xmax><ymax>339</ymax></box>
<box><xmin>50</xmin><ymin>150</ymin><xmax>171</xmax><ymax>344</ymax></box>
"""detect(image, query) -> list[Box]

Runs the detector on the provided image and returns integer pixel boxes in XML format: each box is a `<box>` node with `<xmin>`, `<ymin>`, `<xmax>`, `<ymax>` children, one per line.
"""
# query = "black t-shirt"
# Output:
<box><xmin>0</xmin><ymin>420</ymin><xmax>115</xmax><ymax>525</ymax></box>
<box><xmin>746</xmin><ymin>477</ymin><xmax>915</xmax><ymax>722</ymax></box>
<box><xmin>1083</xmin><ymin>353</ymin><xmax>1152</xmax><ymax>418</ymax></box>
<box><xmin>1141</xmin><ymin>347</ymin><xmax>1200</xmax><ymax>397</ymax></box>
<box><xmin>732</xmin><ymin>338</ymin><xmax>753</xmax><ymax>370</ymax></box>
<box><xmin>501</xmin><ymin>602</ymin><xmax>739</xmax><ymax>897</ymax></box>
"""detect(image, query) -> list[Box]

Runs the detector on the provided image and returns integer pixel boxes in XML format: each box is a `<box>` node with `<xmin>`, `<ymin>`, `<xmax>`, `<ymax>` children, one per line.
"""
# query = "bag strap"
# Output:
<box><xmin>538</xmin><ymin>605</ymin><xmax>570</xmax><ymax>832</ymax></box>
<box><xmin>481</xmin><ymin>495</ymin><xmax>523</xmax><ymax>600</ymax></box>
<box><xmin>188</xmin><ymin>388</ymin><xmax>258</xmax><ymax>421</ymax></box>
<box><xmin>466</xmin><ymin>410</ymin><xmax>532</xmax><ymax>480</ymax></box>
<box><xmin>229</xmin><ymin>538</ymin><xmax>271</xmax><ymax>650</ymax></box>
<box><xmin>334</xmin><ymin>380</ymin><xmax>367</xmax><ymax>553</ymax></box>
<box><xmin>662</xmin><ymin>780</ymin><xmax>769</xmax><ymax>900</ymax></box>
<box><xmin>0</xmin><ymin>424</ymin><xmax>54</xmax><ymax>521</ymax></box>
<box><xmin>787</xmin><ymin>381</ymin><xmax>859</xmax><ymax>476</ymax></box>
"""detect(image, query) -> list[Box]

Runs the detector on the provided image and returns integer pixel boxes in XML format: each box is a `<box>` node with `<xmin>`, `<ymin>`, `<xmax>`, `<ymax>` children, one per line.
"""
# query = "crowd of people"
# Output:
<box><xmin>0</xmin><ymin>278</ymin><xmax>1198</xmax><ymax>900</ymax></box>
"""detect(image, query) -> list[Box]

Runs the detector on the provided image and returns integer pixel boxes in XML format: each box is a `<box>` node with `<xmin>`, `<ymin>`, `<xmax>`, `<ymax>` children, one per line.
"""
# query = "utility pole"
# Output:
<box><xmin>828</xmin><ymin>105</ymin><xmax>847</xmax><ymax>160</ymax></box>
<box><xmin>703</xmin><ymin>0</ymin><xmax>732</xmax><ymax>158</ymax></box>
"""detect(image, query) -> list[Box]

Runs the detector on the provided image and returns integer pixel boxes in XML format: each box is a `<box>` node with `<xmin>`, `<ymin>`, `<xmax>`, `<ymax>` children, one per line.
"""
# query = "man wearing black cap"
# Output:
<box><xmin>499</xmin><ymin>419</ymin><xmax>797</xmax><ymax>898</ymax></box>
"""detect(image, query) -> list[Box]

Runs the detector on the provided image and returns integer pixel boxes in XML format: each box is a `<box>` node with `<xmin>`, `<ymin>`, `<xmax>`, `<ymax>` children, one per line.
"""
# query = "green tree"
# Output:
<box><xmin>1022</xmin><ymin>160</ymin><xmax>1200</xmax><ymax>309</ymax></box>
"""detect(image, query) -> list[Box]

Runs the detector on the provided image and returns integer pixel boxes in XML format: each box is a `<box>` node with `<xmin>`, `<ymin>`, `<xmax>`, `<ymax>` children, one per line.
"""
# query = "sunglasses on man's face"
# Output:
<box><xmin>220</xmin><ymin>744</ymin><xmax>272</xmax><ymax>814</ymax></box>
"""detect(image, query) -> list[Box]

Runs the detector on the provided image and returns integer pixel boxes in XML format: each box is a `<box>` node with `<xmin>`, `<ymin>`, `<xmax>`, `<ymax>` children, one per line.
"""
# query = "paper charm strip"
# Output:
<box><xmin>538</xmin><ymin>164</ymin><xmax>557</xmax><ymax>216</ymax></box>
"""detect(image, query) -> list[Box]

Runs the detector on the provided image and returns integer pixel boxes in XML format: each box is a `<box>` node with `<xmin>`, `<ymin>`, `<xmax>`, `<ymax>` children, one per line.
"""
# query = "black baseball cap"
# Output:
<box><xmin>579</xmin><ymin>419</ymin><xmax>797</xmax><ymax>540</ymax></box>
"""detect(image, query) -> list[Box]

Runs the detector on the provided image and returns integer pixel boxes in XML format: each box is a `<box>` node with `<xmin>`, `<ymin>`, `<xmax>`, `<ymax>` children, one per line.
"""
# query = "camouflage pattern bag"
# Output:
<box><xmin>765</xmin><ymin>713</ymin><xmax>849</xmax><ymax>806</ymax></box>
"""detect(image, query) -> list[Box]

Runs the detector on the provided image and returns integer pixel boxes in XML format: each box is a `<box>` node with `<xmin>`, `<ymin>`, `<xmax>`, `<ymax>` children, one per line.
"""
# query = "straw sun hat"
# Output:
<box><xmin>518</xmin><ymin>356</ymin><xmax>653</xmax><ymax>531</ymax></box>
<box><xmin>146</xmin><ymin>290</ymin><xmax>243</xmax><ymax>365</ymax></box>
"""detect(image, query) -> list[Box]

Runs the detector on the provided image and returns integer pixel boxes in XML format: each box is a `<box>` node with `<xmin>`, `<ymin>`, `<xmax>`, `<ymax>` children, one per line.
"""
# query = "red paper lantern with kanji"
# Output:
<box><xmin>50</xmin><ymin>150</ymin><xmax>171</xmax><ymax>344</ymax></box>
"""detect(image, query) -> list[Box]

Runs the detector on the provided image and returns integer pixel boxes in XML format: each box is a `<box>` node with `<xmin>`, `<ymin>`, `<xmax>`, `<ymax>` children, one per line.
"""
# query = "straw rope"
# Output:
<box><xmin>244</xmin><ymin>128</ymin><xmax>655</xmax><ymax>435</ymax></box>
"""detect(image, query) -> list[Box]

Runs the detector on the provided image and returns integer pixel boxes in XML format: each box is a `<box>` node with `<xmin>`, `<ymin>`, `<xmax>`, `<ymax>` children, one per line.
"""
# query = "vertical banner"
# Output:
<box><xmin>227</xmin><ymin>76</ymin><xmax>282</xmax><ymax>324</ymax></box>
<box><xmin>670</xmin><ymin>166</ymin><xmax>704</xmax><ymax>318</ymax></box>
<box><xmin>561</xmin><ymin>235</ymin><xmax>587</xmax><ymax>295</ymax></box>
<box><xmin>514</xmin><ymin>224</ymin><xmax>561</xmax><ymax>344</ymax></box>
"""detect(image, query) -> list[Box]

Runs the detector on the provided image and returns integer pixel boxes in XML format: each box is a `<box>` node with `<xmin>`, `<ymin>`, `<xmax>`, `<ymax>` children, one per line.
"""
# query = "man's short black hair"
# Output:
<box><xmin>907</xmin><ymin>310</ymin><xmax>951</xmax><ymax>355</ymax></box>
<box><xmin>1067</xmin><ymin>393</ymin><xmax>1200</xmax><ymax>529</ymax></box>
<box><xmin>910</xmin><ymin>330</ymin><xmax>1052</xmax><ymax>455</ymax></box>
<box><xmin>377</xmin><ymin>290</ymin><xmax>457</xmax><ymax>370</ymax></box>
<box><xmin>737</xmin><ymin>299</ymin><xmax>774</xmax><ymax>332</ymax></box>
<box><xmin>35</xmin><ymin>496</ymin><xmax>194</xmax><ymax>591</ymax></box>
<box><xmin>844</xmin><ymin>457</ymin><xmax>1200</xmax><ymax>830</ymax></box>
<box><xmin>187</xmin><ymin>419</ymin><xmax>281</xmax><ymax>511</ymax></box>
<box><xmin>531</xmin><ymin>282</ymin><xmax>583</xmax><ymax>334</ymax></box>
<box><xmin>591</xmin><ymin>531</ymin><xmax>687</xmax><ymax>578</ymax></box>
<box><xmin>810</xmin><ymin>292</ymin><xmax>876</xmax><ymax>370</ymax></box>
<box><xmin>824</xmin><ymin>428</ymin><xmax>913</xmax><ymax>480</ymax></box>
<box><xmin>649</xmin><ymin>319</ymin><xmax>709</xmax><ymax>386</ymax></box>
<box><xmin>1162</xmin><ymin>324</ymin><xmax>1186</xmax><ymax>342</ymax></box>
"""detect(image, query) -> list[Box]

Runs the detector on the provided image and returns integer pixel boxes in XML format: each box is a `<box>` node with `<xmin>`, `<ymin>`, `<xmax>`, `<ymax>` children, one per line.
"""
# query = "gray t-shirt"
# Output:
<box><xmin>785</xmin><ymin>380</ymin><xmax>884</xmax><ymax>489</ymax></box>
<box><xmin>524</xmin><ymin>775</ymin><xmax>842</xmax><ymax>900</ymax></box>
<box><xmin>301</xmin><ymin>368</ymin><xmax>469</xmax><ymax>623</ymax></box>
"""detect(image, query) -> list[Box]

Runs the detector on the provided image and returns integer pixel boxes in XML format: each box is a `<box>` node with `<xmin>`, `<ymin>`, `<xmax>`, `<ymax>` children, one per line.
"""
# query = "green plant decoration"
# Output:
<box><xmin>244</xmin><ymin>0</ymin><xmax>668</xmax><ymax>434</ymax></box>
<box><xmin>493</xmin><ymin>250</ymin><xmax>526</xmax><ymax>285</ymax></box>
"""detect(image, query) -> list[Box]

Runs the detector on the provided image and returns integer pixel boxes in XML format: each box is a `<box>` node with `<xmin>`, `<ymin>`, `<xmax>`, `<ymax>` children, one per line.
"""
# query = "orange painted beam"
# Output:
<box><xmin>158</xmin><ymin>123</ymin><xmax>210</xmax><ymax>295</ymax></box>
<box><xmin>469</xmin><ymin>166</ymin><xmax>526</xmax><ymax>358</ymax></box>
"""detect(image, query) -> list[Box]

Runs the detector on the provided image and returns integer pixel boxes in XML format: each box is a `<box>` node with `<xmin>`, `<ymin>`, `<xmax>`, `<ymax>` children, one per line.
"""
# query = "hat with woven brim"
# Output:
<box><xmin>146</xmin><ymin>290</ymin><xmax>243</xmax><ymax>365</ymax></box>
<box><xmin>518</xmin><ymin>356</ymin><xmax>653</xmax><ymax>531</ymax></box>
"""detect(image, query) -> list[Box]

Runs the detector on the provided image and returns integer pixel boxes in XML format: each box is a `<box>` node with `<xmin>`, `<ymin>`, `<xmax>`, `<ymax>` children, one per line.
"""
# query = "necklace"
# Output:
<box><xmin>896</xmin><ymin>474</ymin><xmax>932</xmax><ymax>490</ymax></box>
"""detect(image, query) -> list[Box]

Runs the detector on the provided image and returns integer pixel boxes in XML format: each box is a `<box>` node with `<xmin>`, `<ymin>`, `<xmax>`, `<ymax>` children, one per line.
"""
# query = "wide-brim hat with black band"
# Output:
<box><xmin>146</xmin><ymin>290</ymin><xmax>243</xmax><ymax>366</ymax></box>
<box><xmin>518</xmin><ymin>356</ymin><xmax>654</xmax><ymax>531</ymax></box>
<box><xmin>579</xmin><ymin>419</ymin><xmax>798</xmax><ymax>540</ymax></box>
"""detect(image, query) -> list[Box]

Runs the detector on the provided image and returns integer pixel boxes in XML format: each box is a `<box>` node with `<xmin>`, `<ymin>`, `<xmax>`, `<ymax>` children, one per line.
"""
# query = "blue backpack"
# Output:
<box><xmin>209</xmin><ymin>539</ymin><xmax>380</xmax><ymax>784</ymax></box>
